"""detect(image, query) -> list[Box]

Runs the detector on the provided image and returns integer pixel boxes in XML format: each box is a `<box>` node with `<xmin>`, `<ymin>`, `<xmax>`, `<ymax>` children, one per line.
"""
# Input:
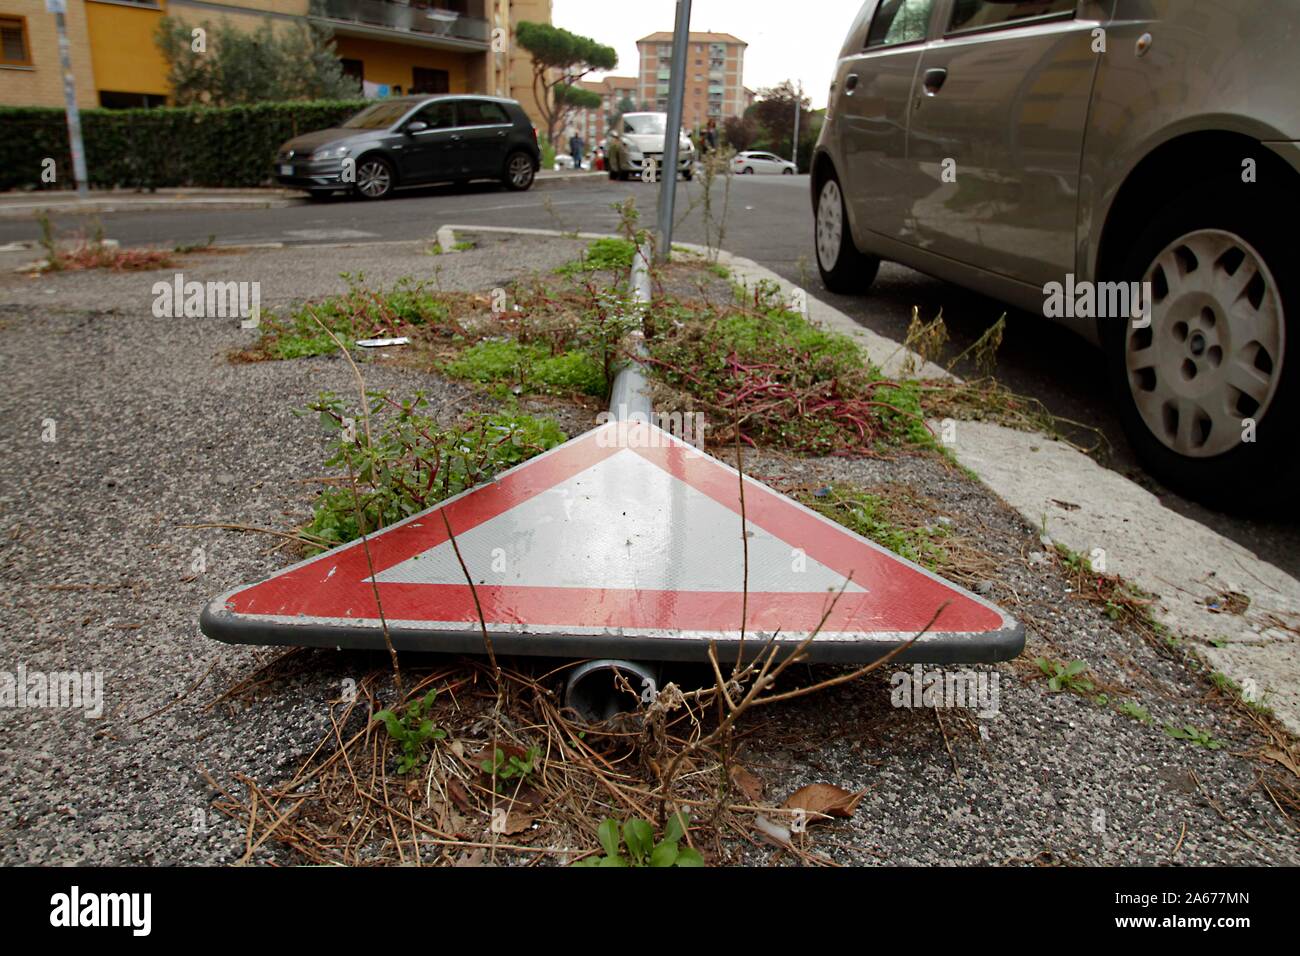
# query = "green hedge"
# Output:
<box><xmin>0</xmin><ymin>100</ymin><xmax>368</xmax><ymax>191</ymax></box>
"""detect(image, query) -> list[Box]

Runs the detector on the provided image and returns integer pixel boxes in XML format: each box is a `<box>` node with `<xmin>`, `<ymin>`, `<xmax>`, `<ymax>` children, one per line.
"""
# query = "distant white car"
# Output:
<box><xmin>733</xmin><ymin>151</ymin><xmax>797</xmax><ymax>175</ymax></box>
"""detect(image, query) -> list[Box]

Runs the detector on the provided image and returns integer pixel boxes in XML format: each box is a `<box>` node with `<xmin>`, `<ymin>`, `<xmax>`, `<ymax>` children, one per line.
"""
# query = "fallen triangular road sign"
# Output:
<box><xmin>201</xmin><ymin>421</ymin><xmax>1023</xmax><ymax>663</ymax></box>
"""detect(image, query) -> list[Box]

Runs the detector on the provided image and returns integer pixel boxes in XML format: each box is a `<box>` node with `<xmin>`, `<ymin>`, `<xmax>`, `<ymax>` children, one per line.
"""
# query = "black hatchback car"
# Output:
<box><xmin>274</xmin><ymin>95</ymin><xmax>541</xmax><ymax>200</ymax></box>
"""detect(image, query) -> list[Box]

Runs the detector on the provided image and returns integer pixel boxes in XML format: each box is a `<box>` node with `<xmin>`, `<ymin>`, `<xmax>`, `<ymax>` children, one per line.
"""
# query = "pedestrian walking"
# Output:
<box><xmin>569</xmin><ymin>131</ymin><xmax>585</xmax><ymax>171</ymax></box>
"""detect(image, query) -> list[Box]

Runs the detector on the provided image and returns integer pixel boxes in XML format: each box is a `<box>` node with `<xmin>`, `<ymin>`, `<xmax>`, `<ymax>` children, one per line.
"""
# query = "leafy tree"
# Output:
<box><xmin>751</xmin><ymin>81</ymin><xmax>812</xmax><ymax>164</ymax></box>
<box><xmin>515</xmin><ymin>21</ymin><xmax>617</xmax><ymax>145</ymax></box>
<box><xmin>611</xmin><ymin>94</ymin><xmax>636</xmax><ymax>130</ymax></box>
<box><xmin>555</xmin><ymin>83</ymin><xmax>601</xmax><ymax>139</ymax></box>
<box><xmin>723</xmin><ymin>114</ymin><xmax>759</xmax><ymax>152</ymax></box>
<box><xmin>156</xmin><ymin>16</ymin><xmax>360</xmax><ymax>106</ymax></box>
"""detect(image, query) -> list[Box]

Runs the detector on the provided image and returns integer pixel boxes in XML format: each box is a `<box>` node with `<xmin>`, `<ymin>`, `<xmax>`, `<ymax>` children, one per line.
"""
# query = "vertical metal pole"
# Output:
<box><xmin>791</xmin><ymin>81</ymin><xmax>801</xmax><ymax>168</ymax></box>
<box><xmin>53</xmin><ymin>7</ymin><xmax>89</xmax><ymax>197</ymax></box>
<box><xmin>654</xmin><ymin>0</ymin><xmax>691</xmax><ymax>264</ymax></box>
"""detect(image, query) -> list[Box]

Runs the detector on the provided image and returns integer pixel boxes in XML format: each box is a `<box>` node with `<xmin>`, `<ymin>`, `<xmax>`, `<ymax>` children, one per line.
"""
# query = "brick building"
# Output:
<box><xmin>563</xmin><ymin>74</ymin><xmax>635</xmax><ymax>147</ymax></box>
<box><xmin>635</xmin><ymin>30</ymin><xmax>746</xmax><ymax>130</ymax></box>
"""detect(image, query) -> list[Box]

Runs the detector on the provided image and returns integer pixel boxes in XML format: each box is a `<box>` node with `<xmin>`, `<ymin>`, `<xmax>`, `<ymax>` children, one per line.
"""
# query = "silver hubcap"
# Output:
<box><xmin>1127</xmin><ymin>228</ymin><xmax>1284</xmax><ymax>458</ymax></box>
<box><xmin>357</xmin><ymin>161</ymin><xmax>390</xmax><ymax>198</ymax></box>
<box><xmin>509</xmin><ymin>154</ymin><xmax>532</xmax><ymax>187</ymax></box>
<box><xmin>816</xmin><ymin>179</ymin><xmax>844</xmax><ymax>272</ymax></box>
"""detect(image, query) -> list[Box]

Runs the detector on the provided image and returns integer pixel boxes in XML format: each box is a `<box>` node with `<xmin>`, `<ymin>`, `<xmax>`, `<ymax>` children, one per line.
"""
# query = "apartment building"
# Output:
<box><xmin>564</xmin><ymin>73</ymin><xmax>634</xmax><ymax>145</ymax></box>
<box><xmin>635</xmin><ymin>30</ymin><xmax>745</xmax><ymax>130</ymax></box>
<box><xmin>0</xmin><ymin>0</ymin><xmax>551</xmax><ymax>125</ymax></box>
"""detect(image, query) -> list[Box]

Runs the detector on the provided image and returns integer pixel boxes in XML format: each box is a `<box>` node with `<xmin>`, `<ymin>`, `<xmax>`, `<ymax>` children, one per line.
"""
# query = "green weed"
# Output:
<box><xmin>802</xmin><ymin>485</ymin><xmax>950</xmax><ymax>571</ymax></box>
<box><xmin>1118</xmin><ymin>701</ymin><xmax>1152</xmax><ymax>723</ymax></box>
<box><xmin>375</xmin><ymin>689</ymin><xmax>446</xmax><ymax>774</ymax></box>
<box><xmin>645</xmin><ymin>296</ymin><xmax>930</xmax><ymax>454</ymax></box>
<box><xmin>253</xmin><ymin>275</ymin><xmax>449</xmax><ymax>361</ymax></box>
<box><xmin>1035</xmin><ymin>658</ymin><xmax>1095</xmax><ymax>694</ymax></box>
<box><xmin>573</xmin><ymin>812</ymin><xmax>703</xmax><ymax>867</ymax></box>
<box><xmin>445</xmin><ymin>339</ymin><xmax>605</xmax><ymax>396</ymax></box>
<box><xmin>301</xmin><ymin>390</ymin><xmax>564</xmax><ymax>550</ymax></box>
<box><xmin>556</xmin><ymin>237</ymin><xmax>637</xmax><ymax>277</ymax></box>
<box><xmin>480</xmin><ymin>745</ymin><xmax>540</xmax><ymax>793</ymax></box>
<box><xmin>1163</xmin><ymin>725</ymin><xmax>1225</xmax><ymax>750</ymax></box>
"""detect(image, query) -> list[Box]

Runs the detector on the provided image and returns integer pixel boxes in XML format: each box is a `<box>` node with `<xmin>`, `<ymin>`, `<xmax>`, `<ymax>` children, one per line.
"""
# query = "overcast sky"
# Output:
<box><xmin>550</xmin><ymin>0</ymin><xmax>865</xmax><ymax>108</ymax></box>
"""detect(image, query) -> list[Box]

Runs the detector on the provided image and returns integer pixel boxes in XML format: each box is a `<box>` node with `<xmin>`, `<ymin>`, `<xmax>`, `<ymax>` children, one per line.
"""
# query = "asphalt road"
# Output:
<box><xmin>5</xmin><ymin>173</ymin><xmax>1296</xmax><ymax>576</ymax></box>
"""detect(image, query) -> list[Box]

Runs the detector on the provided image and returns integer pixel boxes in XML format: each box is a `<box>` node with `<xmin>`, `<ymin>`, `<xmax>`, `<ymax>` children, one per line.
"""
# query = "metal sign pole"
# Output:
<box><xmin>791</xmin><ymin>81</ymin><xmax>801</xmax><ymax>167</ymax></box>
<box><xmin>654</xmin><ymin>0</ymin><xmax>691</xmax><ymax>264</ymax></box>
<box><xmin>49</xmin><ymin>1</ymin><xmax>89</xmax><ymax>197</ymax></box>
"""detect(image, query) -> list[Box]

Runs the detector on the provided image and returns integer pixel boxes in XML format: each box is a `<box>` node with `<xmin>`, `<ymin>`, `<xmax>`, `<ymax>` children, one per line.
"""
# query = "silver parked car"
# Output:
<box><xmin>813</xmin><ymin>0</ymin><xmax>1299</xmax><ymax>504</ymax></box>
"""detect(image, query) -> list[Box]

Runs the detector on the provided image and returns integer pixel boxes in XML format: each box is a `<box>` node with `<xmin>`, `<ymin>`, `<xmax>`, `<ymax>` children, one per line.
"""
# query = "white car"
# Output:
<box><xmin>607</xmin><ymin>113</ymin><xmax>695</xmax><ymax>181</ymax></box>
<box><xmin>733</xmin><ymin>151</ymin><xmax>797</xmax><ymax>175</ymax></box>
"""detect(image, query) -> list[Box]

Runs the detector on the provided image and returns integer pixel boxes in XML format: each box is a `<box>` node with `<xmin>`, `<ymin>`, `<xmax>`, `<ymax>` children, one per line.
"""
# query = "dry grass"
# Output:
<box><xmin>42</xmin><ymin>242</ymin><xmax>175</xmax><ymax>273</ymax></box>
<box><xmin>206</xmin><ymin>625</ymin><xmax>933</xmax><ymax>867</ymax></box>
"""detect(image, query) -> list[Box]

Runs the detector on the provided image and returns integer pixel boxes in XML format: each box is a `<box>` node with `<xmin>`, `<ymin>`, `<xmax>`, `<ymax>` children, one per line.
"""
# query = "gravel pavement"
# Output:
<box><xmin>0</xmin><ymin>235</ymin><xmax>1294</xmax><ymax>865</ymax></box>
<box><xmin>0</xmin><ymin>235</ymin><xmax>589</xmax><ymax>864</ymax></box>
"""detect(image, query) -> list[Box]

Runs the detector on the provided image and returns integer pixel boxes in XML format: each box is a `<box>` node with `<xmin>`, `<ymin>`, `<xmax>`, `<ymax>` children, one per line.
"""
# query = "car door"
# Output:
<box><xmin>395</xmin><ymin>100</ymin><xmax>457</xmax><ymax>183</ymax></box>
<box><xmin>759</xmin><ymin>153</ymin><xmax>783</xmax><ymax>174</ymax></box>
<box><xmin>455</xmin><ymin>100</ymin><xmax>514</xmax><ymax>178</ymax></box>
<box><xmin>836</xmin><ymin>0</ymin><xmax>944</xmax><ymax>243</ymax></box>
<box><xmin>907</xmin><ymin>0</ymin><xmax>1106</xmax><ymax>285</ymax></box>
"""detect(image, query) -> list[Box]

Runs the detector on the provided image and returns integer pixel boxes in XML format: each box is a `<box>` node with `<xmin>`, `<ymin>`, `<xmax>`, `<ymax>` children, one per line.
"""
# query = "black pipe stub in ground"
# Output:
<box><xmin>564</xmin><ymin>659</ymin><xmax>660</xmax><ymax>724</ymax></box>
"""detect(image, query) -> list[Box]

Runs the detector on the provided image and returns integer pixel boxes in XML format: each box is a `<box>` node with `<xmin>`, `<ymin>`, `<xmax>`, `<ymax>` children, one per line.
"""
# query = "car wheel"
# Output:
<box><xmin>743</xmin><ymin>167</ymin><xmax>754</xmax><ymax>175</ymax></box>
<box><xmin>355</xmin><ymin>156</ymin><xmax>395</xmax><ymax>200</ymax></box>
<box><xmin>783</xmin><ymin>168</ymin><xmax>794</xmax><ymax>175</ymax></box>
<box><xmin>1102</xmin><ymin>181</ymin><xmax>1297</xmax><ymax>506</ymax></box>
<box><xmin>814</xmin><ymin>168</ymin><xmax>880</xmax><ymax>295</ymax></box>
<box><xmin>503</xmin><ymin>151</ymin><xmax>535</xmax><ymax>191</ymax></box>
<box><xmin>682</xmin><ymin>168</ymin><xmax>694</xmax><ymax>181</ymax></box>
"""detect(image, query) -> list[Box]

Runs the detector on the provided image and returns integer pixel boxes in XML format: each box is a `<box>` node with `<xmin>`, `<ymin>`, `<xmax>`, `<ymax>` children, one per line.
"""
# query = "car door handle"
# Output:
<box><xmin>923</xmin><ymin>68</ymin><xmax>948</xmax><ymax>96</ymax></box>
<box><xmin>844</xmin><ymin>73</ymin><xmax>859</xmax><ymax>96</ymax></box>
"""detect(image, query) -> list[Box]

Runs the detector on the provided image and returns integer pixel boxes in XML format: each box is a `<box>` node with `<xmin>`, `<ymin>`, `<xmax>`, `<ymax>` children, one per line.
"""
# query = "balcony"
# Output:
<box><xmin>310</xmin><ymin>0</ymin><xmax>490</xmax><ymax>50</ymax></box>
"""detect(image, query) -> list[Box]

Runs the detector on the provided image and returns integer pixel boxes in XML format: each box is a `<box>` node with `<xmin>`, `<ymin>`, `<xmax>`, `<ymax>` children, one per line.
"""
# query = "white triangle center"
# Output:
<box><xmin>373</xmin><ymin>449</ymin><xmax>864</xmax><ymax>594</ymax></box>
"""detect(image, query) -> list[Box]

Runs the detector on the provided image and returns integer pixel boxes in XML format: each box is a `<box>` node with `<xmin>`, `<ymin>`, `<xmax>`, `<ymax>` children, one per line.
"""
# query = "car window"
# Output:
<box><xmin>411</xmin><ymin>101</ymin><xmax>455</xmax><ymax>130</ymax></box>
<box><xmin>947</xmin><ymin>0</ymin><xmax>1076</xmax><ymax>33</ymax></box>
<box><xmin>866</xmin><ymin>0</ymin><xmax>936</xmax><ymax>48</ymax></box>
<box><xmin>624</xmin><ymin>114</ymin><xmax>667</xmax><ymax>136</ymax></box>
<box><xmin>341</xmin><ymin>102</ymin><xmax>410</xmax><ymax>130</ymax></box>
<box><xmin>459</xmin><ymin>100</ymin><xmax>510</xmax><ymax>126</ymax></box>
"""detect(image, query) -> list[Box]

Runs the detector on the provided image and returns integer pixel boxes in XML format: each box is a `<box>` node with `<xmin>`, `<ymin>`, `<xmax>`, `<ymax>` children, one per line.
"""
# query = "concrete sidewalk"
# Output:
<box><xmin>0</xmin><ymin>170</ymin><xmax>600</xmax><ymax>220</ymax></box>
<box><xmin>0</xmin><ymin>188</ymin><xmax>305</xmax><ymax>219</ymax></box>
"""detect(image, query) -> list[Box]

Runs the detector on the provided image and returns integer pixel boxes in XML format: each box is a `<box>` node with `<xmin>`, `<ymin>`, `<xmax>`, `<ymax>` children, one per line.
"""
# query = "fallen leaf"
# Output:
<box><xmin>731</xmin><ymin>765</ymin><xmax>765</xmax><ymax>802</ymax></box>
<box><xmin>454</xmin><ymin>847</ymin><xmax>485</xmax><ymax>867</ymax></box>
<box><xmin>502</xmin><ymin>811</ymin><xmax>534</xmax><ymax>835</ymax></box>
<box><xmin>1261</xmin><ymin>746</ymin><xmax>1300</xmax><ymax>779</ymax></box>
<box><xmin>447</xmin><ymin>777</ymin><xmax>473</xmax><ymax>813</ymax></box>
<box><xmin>781</xmin><ymin>783</ymin><xmax>870</xmax><ymax>822</ymax></box>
